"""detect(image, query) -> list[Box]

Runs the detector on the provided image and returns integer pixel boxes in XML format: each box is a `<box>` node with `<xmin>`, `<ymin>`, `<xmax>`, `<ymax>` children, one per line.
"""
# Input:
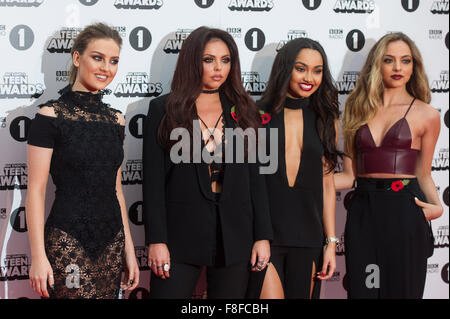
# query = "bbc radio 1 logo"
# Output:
<box><xmin>129</xmin><ymin>114</ymin><xmax>146</xmax><ymax>139</ymax></box>
<box><xmin>329</xmin><ymin>29</ymin><xmax>344</xmax><ymax>39</ymax></box>
<box><xmin>0</xmin><ymin>0</ymin><xmax>43</xmax><ymax>7</ymax></box>
<box><xmin>228</xmin><ymin>0</ymin><xmax>274</xmax><ymax>11</ymax></box>
<box><xmin>0</xmin><ymin>254</ymin><xmax>30</xmax><ymax>282</ymax></box>
<box><xmin>195</xmin><ymin>0</ymin><xmax>214</xmax><ymax>8</ymax></box>
<box><xmin>444</xmin><ymin>186</ymin><xmax>449</xmax><ymax>207</ymax></box>
<box><xmin>56</xmin><ymin>70</ymin><xmax>69</xmax><ymax>82</ymax></box>
<box><xmin>334</xmin><ymin>0</ymin><xmax>375</xmax><ymax>13</ymax></box>
<box><xmin>114</xmin><ymin>0</ymin><xmax>163</xmax><ymax>9</ymax></box>
<box><xmin>432</xmin><ymin>148</ymin><xmax>449</xmax><ymax>171</ymax></box>
<box><xmin>302</xmin><ymin>0</ymin><xmax>321</xmax><ymax>10</ymax></box>
<box><xmin>242</xmin><ymin>72</ymin><xmax>266</xmax><ymax>96</ymax></box>
<box><xmin>129</xmin><ymin>201</ymin><xmax>144</xmax><ymax>226</ymax></box>
<box><xmin>337</xmin><ymin>71</ymin><xmax>359</xmax><ymax>94</ymax></box>
<box><xmin>276</xmin><ymin>30</ymin><xmax>308</xmax><ymax>51</ymax></box>
<box><xmin>245</xmin><ymin>28</ymin><xmax>265</xmax><ymax>51</ymax></box>
<box><xmin>346</xmin><ymin>29</ymin><xmax>365</xmax><ymax>52</ymax></box>
<box><xmin>431</xmin><ymin>0</ymin><xmax>449</xmax><ymax>14</ymax></box>
<box><xmin>79</xmin><ymin>0</ymin><xmax>99</xmax><ymax>6</ymax></box>
<box><xmin>114</xmin><ymin>72</ymin><xmax>163</xmax><ymax>97</ymax></box>
<box><xmin>10</xmin><ymin>207</ymin><xmax>28</xmax><ymax>232</ymax></box>
<box><xmin>0</xmin><ymin>164</ymin><xmax>28</xmax><ymax>190</ymax></box>
<box><xmin>427</xmin><ymin>263</ymin><xmax>440</xmax><ymax>274</ymax></box>
<box><xmin>164</xmin><ymin>29</ymin><xmax>193</xmax><ymax>54</ymax></box>
<box><xmin>226</xmin><ymin>27</ymin><xmax>242</xmax><ymax>38</ymax></box>
<box><xmin>121</xmin><ymin>159</ymin><xmax>142</xmax><ymax>184</ymax></box>
<box><xmin>129</xmin><ymin>27</ymin><xmax>152</xmax><ymax>51</ymax></box>
<box><xmin>47</xmin><ymin>28</ymin><xmax>82</xmax><ymax>53</ymax></box>
<box><xmin>0</xmin><ymin>72</ymin><xmax>44</xmax><ymax>99</ymax></box>
<box><xmin>401</xmin><ymin>0</ymin><xmax>420</xmax><ymax>12</ymax></box>
<box><xmin>431</xmin><ymin>70</ymin><xmax>449</xmax><ymax>93</ymax></box>
<box><xmin>9</xmin><ymin>25</ymin><xmax>34</xmax><ymax>51</ymax></box>
<box><xmin>429</xmin><ymin>29</ymin><xmax>444</xmax><ymax>40</ymax></box>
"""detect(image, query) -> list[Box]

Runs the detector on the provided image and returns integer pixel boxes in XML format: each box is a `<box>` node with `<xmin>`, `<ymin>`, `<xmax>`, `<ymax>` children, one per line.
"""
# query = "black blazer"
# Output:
<box><xmin>143</xmin><ymin>93</ymin><xmax>273</xmax><ymax>266</ymax></box>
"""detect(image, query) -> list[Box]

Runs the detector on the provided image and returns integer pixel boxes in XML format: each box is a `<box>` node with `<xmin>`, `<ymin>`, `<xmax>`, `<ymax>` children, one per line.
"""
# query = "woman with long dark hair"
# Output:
<box><xmin>336</xmin><ymin>33</ymin><xmax>443</xmax><ymax>298</ymax></box>
<box><xmin>247</xmin><ymin>38</ymin><xmax>340</xmax><ymax>299</ymax></box>
<box><xmin>143</xmin><ymin>26</ymin><xmax>272</xmax><ymax>298</ymax></box>
<box><xmin>26</xmin><ymin>23</ymin><xmax>139</xmax><ymax>299</ymax></box>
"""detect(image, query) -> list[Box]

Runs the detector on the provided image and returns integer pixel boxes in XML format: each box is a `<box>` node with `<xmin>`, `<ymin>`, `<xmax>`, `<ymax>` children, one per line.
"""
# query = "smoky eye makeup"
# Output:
<box><xmin>203</xmin><ymin>56</ymin><xmax>214</xmax><ymax>63</ymax></box>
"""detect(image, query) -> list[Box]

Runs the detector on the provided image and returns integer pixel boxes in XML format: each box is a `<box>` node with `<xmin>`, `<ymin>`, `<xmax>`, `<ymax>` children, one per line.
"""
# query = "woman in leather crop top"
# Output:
<box><xmin>336</xmin><ymin>33</ymin><xmax>443</xmax><ymax>299</ymax></box>
<box><xmin>246</xmin><ymin>38</ymin><xmax>341</xmax><ymax>299</ymax></box>
<box><xmin>26</xmin><ymin>23</ymin><xmax>139</xmax><ymax>299</ymax></box>
<box><xmin>143</xmin><ymin>27</ymin><xmax>272</xmax><ymax>299</ymax></box>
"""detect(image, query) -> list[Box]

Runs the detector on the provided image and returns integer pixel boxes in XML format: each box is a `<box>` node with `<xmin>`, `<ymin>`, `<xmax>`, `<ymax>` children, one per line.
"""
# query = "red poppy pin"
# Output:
<box><xmin>388</xmin><ymin>179</ymin><xmax>410</xmax><ymax>192</ymax></box>
<box><xmin>231</xmin><ymin>106</ymin><xmax>271</xmax><ymax>125</ymax></box>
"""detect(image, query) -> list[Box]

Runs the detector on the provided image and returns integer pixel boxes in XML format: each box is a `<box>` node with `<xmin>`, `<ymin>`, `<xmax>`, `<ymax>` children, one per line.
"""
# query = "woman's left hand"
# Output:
<box><xmin>414</xmin><ymin>197</ymin><xmax>444</xmax><ymax>221</ymax></box>
<box><xmin>317</xmin><ymin>243</ymin><xmax>336</xmax><ymax>281</ymax></box>
<box><xmin>121</xmin><ymin>250</ymin><xmax>140</xmax><ymax>291</ymax></box>
<box><xmin>250</xmin><ymin>240</ymin><xmax>271</xmax><ymax>272</ymax></box>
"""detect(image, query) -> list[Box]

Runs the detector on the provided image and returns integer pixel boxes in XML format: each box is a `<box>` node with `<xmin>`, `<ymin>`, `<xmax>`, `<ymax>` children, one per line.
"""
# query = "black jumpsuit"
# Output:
<box><xmin>248</xmin><ymin>97</ymin><xmax>325</xmax><ymax>299</ymax></box>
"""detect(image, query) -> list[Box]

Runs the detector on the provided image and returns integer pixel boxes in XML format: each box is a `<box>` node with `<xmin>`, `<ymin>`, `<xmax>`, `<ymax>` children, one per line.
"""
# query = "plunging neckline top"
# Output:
<box><xmin>355</xmin><ymin>98</ymin><xmax>419</xmax><ymax>175</ymax></box>
<box><xmin>259</xmin><ymin>97</ymin><xmax>326</xmax><ymax>248</ymax></box>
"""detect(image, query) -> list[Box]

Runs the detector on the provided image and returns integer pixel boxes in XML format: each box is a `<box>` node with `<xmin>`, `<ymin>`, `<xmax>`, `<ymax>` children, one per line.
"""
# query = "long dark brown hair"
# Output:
<box><xmin>158</xmin><ymin>26</ymin><xmax>261</xmax><ymax>150</ymax></box>
<box><xmin>259</xmin><ymin>37</ymin><xmax>342</xmax><ymax>173</ymax></box>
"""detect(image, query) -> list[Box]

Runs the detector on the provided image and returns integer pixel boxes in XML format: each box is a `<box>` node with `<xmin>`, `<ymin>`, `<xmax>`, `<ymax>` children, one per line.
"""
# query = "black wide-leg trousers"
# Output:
<box><xmin>344</xmin><ymin>177</ymin><xmax>433</xmax><ymax>299</ymax></box>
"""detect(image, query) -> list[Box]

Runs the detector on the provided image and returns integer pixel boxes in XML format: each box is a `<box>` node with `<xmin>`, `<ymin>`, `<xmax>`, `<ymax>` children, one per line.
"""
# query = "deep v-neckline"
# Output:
<box><xmin>364</xmin><ymin>97</ymin><xmax>416</xmax><ymax>148</ymax></box>
<box><xmin>364</xmin><ymin>117</ymin><xmax>410</xmax><ymax>148</ymax></box>
<box><xmin>282</xmin><ymin>107</ymin><xmax>304</xmax><ymax>188</ymax></box>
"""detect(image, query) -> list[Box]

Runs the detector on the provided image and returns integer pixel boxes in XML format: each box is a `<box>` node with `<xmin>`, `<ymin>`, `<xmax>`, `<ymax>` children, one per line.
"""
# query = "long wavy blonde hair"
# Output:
<box><xmin>342</xmin><ymin>32</ymin><xmax>431</xmax><ymax>157</ymax></box>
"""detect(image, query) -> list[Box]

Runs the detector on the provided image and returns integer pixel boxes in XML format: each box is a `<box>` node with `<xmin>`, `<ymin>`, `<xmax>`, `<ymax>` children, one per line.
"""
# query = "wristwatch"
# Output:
<box><xmin>325</xmin><ymin>237</ymin><xmax>340</xmax><ymax>245</ymax></box>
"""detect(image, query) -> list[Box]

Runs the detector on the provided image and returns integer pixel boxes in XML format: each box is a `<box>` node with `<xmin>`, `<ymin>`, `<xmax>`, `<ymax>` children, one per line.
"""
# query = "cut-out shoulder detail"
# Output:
<box><xmin>38</xmin><ymin>106</ymin><xmax>57</xmax><ymax>118</ymax></box>
<box><xmin>115</xmin><ymin>112</ymin><xmax>126</xmax><ymax>126</ymax></box>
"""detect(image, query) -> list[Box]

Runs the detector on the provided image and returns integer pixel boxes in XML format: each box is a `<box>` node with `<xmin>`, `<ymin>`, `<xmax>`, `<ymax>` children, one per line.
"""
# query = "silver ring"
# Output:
<box><xmin>163</xmin><ymin>263</ymin><xmax>170</xmax><ymax>272</ymax></box>
<box><xmin>148</xmin><ymin>261</ymin><xmax>153</xmax><ymax>267</ymax></box>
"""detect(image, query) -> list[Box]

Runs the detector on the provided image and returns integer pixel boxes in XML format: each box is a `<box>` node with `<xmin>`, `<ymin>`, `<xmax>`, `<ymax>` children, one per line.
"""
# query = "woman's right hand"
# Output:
<box><xmin>148</xmin><ymin>243</ymin><xmax>171</xmax><ymax>279</ymax></box>
<box><xmin>29</xmin><ymin>256</ymin><xmax>54</xmax><ymax>298</ymax></box>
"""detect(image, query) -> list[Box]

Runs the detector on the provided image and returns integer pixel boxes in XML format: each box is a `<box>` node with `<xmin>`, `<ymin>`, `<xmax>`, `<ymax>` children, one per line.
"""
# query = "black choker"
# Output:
<box><xmin>202</xmin><ymin>89</ymin><xmax>220</xmax><ymax>94</ymax></box>
<box><xmin>284</xmin><ymin>96</ymin><xmax>309</xmax><ymax>110</ymax></box>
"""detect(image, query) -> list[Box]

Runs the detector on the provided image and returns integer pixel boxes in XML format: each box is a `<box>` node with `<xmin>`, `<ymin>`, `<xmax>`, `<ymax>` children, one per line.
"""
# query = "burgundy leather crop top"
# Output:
<box><xmin>355</xmin><ymin>98</ymin><xmax>418</xmax><ymax>175</ymax></box>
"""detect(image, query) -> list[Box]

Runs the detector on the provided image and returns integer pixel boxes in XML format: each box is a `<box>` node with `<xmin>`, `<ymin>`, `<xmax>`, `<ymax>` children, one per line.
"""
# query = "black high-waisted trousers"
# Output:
<box><xmin>344</xmin><ymin>177</ymin><xmax>434</xmax><ymax>299</ymax></box>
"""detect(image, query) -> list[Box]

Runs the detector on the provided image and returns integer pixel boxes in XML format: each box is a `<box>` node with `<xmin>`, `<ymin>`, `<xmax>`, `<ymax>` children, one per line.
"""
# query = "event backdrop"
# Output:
<box><xmin>0</xmin><ymin>0</ymin><xmax>448</xmax><ymax>299</ymax></box>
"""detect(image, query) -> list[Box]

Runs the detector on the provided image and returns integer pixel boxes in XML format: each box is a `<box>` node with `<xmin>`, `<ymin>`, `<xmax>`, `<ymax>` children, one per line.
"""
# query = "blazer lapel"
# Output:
<box><xmin>219</xmin><ymin>93</ymin><xmax>236</xmax><ymax>203</ymax></box>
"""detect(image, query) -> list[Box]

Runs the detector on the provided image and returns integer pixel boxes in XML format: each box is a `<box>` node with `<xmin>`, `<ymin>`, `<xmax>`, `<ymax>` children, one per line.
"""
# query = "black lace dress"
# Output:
<box><xmin>27</xmin><ymin>86</ymin><xmax>126</xmax><ymax>299</ymax></box>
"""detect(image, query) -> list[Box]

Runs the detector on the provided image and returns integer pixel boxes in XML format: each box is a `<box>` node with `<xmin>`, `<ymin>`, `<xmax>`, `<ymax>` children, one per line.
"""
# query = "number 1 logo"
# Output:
<box><xmin>346</xmin><ymin>29</ymin><xmax>365</xmax><ymax>52</ymax></box>
<box><xmin>245</xmin><ymin>28</ymin><xmax>266</xmax><ymax>52</ymax></box>
<box><xmin>9</xmin><ymin>25</ymin><xmax>34</xmax><ymax>51</ymax></box>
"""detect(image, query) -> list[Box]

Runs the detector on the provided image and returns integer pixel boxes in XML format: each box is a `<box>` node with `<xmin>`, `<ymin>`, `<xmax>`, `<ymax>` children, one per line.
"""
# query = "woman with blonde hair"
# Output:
<box><xmin>26</xmin><ymin>23</ymin><xmax>139</xmax><ymax>298</ymax></box>
<box><xmin>335</xmin><ymin>32</ymin><xmax>443</xmax><ymax>298</ymax></box>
